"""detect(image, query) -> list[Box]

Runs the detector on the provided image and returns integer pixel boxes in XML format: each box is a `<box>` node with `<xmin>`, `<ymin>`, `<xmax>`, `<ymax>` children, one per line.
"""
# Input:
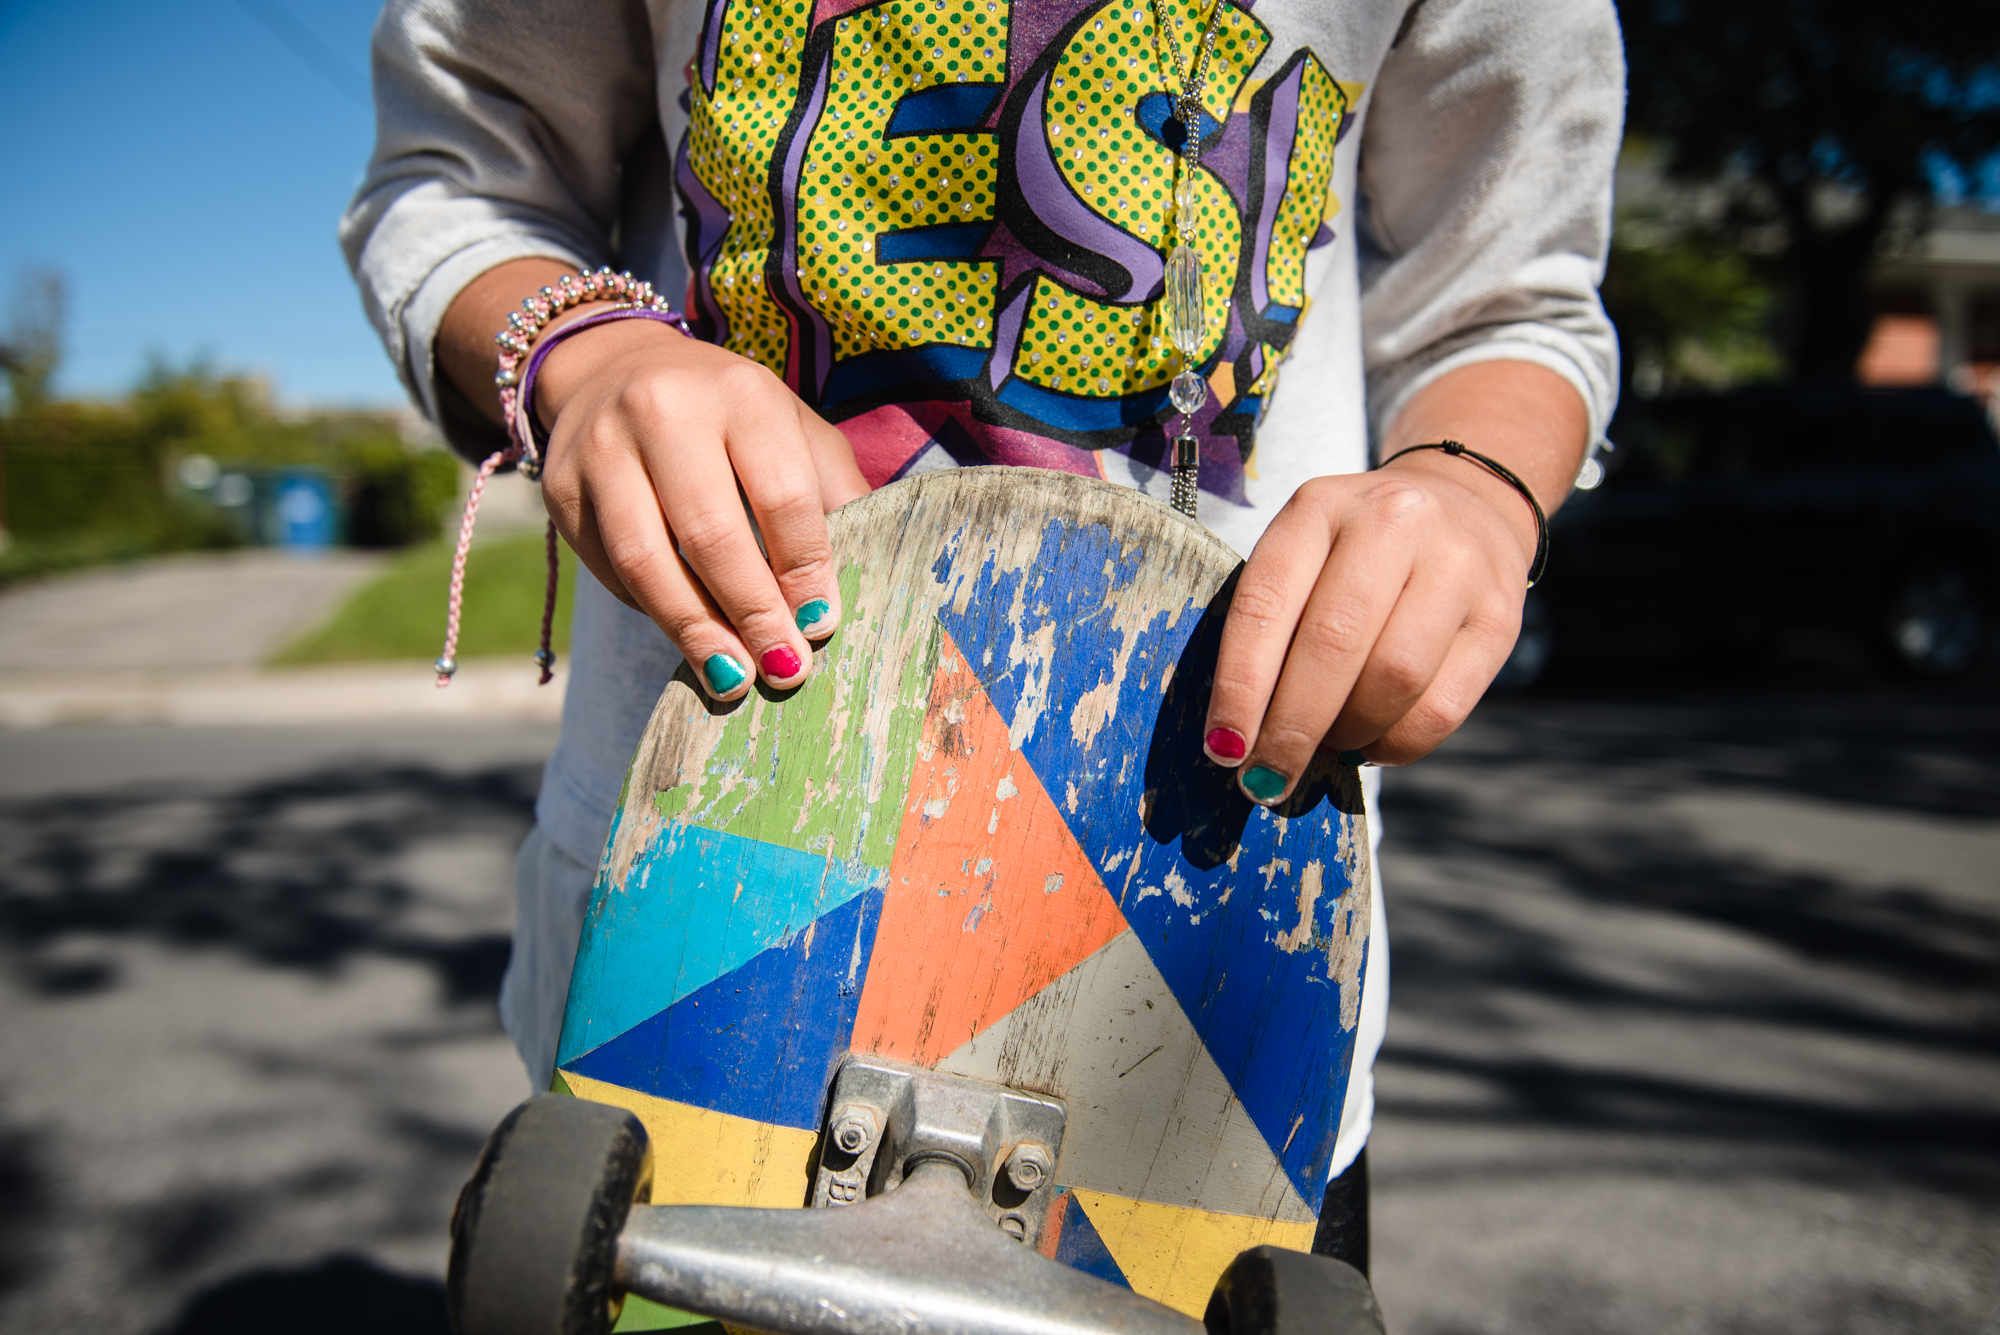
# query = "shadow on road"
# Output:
<box><xmin>153</xmin><ymin>1254</ymin><xmax>448</xmax><ymax>1335</ymax></box>
<box><xmin>0</xmin><ymin>727</ymin><xmax>550</xmax><ymax>1335</ymax></box>
<box><xmin>1371</xmin><ymin>680</ymin><xmax>2000</xmax><ymax>1332</ymax></box>
<box><xmin>0</xmin><ymin>759</ymin><xmax>540</xmax><ymax>1002</ymax></box>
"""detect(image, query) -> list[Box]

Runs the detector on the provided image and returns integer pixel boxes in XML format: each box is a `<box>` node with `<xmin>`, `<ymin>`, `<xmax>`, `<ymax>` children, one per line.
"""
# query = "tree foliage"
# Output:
<box><xmin>1602</xmin><ymin>224</ymin><xmax>1782</xmax><ymax>395</ymax></box>
<box><xmin>1620</xmin><ymin>0</ymin><xmax>2000</xmax><ymax>380</ymax></box>
<box><xmin>0</xmin><ymin>265</ymin><xmax>458</xmax><ymax>583</ymax></box>
<box><xmin>1</xmin><ymin>267</ymin><xmax>65</xmax><ymax>413</ymax></box>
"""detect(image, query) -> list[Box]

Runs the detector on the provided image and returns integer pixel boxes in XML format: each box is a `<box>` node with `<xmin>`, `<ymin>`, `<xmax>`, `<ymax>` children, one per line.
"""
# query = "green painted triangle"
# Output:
<box><xmin>613</xmin><ymin>1294</ymin><xmax>725</xmax><ymax>1333</ymax></box>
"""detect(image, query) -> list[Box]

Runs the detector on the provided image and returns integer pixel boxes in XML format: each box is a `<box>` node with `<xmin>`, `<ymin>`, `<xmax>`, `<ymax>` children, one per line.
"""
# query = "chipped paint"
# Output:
<box><xmin>1273</xmin><ymin>860</ymin><xmax>1323</xmax><ymax>954</ymax></box>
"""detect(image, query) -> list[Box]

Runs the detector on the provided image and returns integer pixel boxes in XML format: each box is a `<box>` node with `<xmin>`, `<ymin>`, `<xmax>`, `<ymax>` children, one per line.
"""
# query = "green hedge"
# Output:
<box><xmin>0</xmin><ymin>366</ymin><xmax>462</xmax><ymax>584</ymax></box>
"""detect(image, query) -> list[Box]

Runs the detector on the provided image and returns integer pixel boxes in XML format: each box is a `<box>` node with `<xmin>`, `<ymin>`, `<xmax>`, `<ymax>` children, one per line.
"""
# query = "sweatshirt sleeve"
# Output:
<box><xmin>338</xmin><ymin>0</ymin><xmax>661</xmax><ymax>462</ymax></box>
<box><xmin>1356</xmin><ymin>0</ymin><xmax>1624</xmax><ymax>456</ymax></box>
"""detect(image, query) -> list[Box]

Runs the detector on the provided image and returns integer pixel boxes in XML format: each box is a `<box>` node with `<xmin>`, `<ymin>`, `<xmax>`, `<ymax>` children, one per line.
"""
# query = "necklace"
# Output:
<box><xmin>1150</xmin><ymin>0</ymin><xmax>1228</xmax><ymax>518</ymax></box>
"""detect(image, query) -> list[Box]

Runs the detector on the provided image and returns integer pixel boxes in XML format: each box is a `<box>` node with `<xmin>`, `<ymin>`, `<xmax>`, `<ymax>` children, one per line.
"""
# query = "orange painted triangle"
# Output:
<box><xmin>851</xmin><ymin>624</ymin><xmax>1126</xmax><ymax>1066</ymax></box>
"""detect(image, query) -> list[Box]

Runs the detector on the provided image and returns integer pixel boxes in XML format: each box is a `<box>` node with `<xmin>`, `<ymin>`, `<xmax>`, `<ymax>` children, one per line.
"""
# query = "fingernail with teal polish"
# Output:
<box><xmin>794</xmin><ymin>598</ymin><xmax>832</xmax><ymax>632</ymax></box>
<box><xmin>703</xmin><ymin>653</ymin><xmax>748</xmax><ymax>695</ymax></box>
<box><xmin>1339</xmin><ymin>750</ymin><xmax>1368</xmax><ymax>766</ymax></box>
<box><xmin>1241</xmin><ymin>765</ymin><xmax>1288</xmax><ymax>803</ymax></box>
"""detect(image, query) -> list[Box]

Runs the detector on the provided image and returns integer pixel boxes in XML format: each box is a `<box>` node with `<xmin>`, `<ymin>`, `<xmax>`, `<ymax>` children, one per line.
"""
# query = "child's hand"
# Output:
<box><xmin>1201</xmin><ymin>361</ymin><xmax>1587</xmax><ymax>800</ymax></box>
<box><xmin>532</xmin><ymin>317</ymin><xmax>870</xmax><ymax>699</ymax></box>
<box><xmin>439</xmin><ymin>259</ymin><xmax>869</xmax><ymax>699</ymax></box>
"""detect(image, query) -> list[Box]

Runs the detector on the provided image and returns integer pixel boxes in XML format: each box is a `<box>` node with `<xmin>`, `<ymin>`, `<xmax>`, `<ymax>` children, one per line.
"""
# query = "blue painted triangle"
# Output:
<box><xmin>932</xmin><ymin>517</ymin><xmax>1366</xmax><ymax>1203</ymax></box>
<box><xmin>563</xmin><ymin>887</ymin><xmax>884</xmax><ymax>1130</ymax></box>
<box><xmin>558</xmin><ymin>820</ymin><xmax>884</xmax><ymax>1069</ymax></box>
<box><xmin>1052</xmin><ymin>1190</ymin><xmax>1131</xmax><ymax>1288</ymax></box>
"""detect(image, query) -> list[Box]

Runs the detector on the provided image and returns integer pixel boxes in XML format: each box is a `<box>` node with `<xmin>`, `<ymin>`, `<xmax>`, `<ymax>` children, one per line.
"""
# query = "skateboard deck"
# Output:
<box><xmin>551</xmin><ymin>468</ymin><xmax>1371</xmax><ymax>1322</ymax></box>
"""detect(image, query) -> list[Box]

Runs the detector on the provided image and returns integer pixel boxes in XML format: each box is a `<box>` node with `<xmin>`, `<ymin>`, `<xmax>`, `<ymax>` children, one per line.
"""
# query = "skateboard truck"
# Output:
<box><xmin>450</xmin><ymin>1066</ymin><xmax>1384</xmax><ymax>1335</ymax></box>
<box><xmin>809</xmin><ymin>1056</ymin><xmax>1067</xmax><ymax>1248</ymax></box>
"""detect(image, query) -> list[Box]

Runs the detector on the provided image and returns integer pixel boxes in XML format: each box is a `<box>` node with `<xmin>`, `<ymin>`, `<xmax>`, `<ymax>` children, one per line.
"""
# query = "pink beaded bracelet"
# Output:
<box><xmin>493</xmin><ymin>267</ymin><xmax>676</xmax><ymax>478</ymax></box>
<box><xmin>433</xmin><ymin>269</ymin><xmax>690</xmax><ymax>690</ymax></box>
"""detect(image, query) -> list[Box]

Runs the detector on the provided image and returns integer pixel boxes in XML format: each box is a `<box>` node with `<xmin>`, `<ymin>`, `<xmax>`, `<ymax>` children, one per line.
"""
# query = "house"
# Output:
<box><xmin>1864</xmin><ymin>207</ymin><xmax>2000</xmax><ymax>421</ymax></box>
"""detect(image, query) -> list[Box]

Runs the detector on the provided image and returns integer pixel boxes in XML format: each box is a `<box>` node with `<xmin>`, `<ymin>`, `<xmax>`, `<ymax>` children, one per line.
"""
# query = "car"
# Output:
<box><xmin>1499</xmin><ymin>386</ymin><xmax>2000</xmax><ymax>686</ymax></box>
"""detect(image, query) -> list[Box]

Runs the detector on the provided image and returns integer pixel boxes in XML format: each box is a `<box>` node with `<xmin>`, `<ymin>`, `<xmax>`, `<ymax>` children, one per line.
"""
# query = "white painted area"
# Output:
<box><xmin>936</xmin><ymin>929</ymin><xmax>1317</xmax><ymax>1224</ymax></box>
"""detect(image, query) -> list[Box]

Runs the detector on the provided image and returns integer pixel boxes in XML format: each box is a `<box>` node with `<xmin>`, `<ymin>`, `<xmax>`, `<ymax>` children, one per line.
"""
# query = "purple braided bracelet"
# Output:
<box><xmin>509</xmin><ymin>305</ymin><xmax>694</xmax><ymax>477</ymax></box>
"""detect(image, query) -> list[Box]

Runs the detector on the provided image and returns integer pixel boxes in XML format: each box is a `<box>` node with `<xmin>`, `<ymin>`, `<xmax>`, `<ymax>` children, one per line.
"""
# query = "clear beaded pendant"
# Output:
<box><xmin>1174</xmin><ymin>179</ymin><xmax>1199</xmax><ymax>236</ymax></box>
<box><xmin>1170</xmin><ymin>369</ymin><xmax>1207</xmax><ymax>414</ymax></box>
<box><xmin>1165</xmin><ymin>243</ymin><xmax>1205</xmax><ymax>356</ymax></box>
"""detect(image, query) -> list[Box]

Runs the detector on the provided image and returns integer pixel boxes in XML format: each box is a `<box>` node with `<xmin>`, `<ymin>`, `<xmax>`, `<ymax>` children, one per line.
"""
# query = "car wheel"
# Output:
<box><xmin>1883</xmin><ymin>567</ymin><xmax>1988</xmax><ymax>678</ymax></box>
<box><xmin>447</xmin><ymin>1095</ymin><xmax>653</xmax><ymax>1335</ymax></box>
<box><xmin>1489</xmin><ymin>589</ymin><xmax>1553</xmax><ymax>693</ymax></box>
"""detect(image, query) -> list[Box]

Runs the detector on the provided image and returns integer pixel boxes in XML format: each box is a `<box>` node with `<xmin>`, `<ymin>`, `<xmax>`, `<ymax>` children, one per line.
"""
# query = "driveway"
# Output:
<box><xmin>0</xmin><ymin>551</ymin><xmax>564</xmax><ymax>728</ymax></box>
<box><xmin>0</xmin><ymin>549</ymin><xmax>385</xmax><ymax>672</ymax></box>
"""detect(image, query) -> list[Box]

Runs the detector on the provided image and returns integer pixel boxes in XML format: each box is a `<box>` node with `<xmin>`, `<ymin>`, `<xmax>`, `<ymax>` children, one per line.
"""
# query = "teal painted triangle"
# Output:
<box><xmin>557</xmin><ymin>820</ymin><xmax>883</xmax><ymax>1067</ymax></box>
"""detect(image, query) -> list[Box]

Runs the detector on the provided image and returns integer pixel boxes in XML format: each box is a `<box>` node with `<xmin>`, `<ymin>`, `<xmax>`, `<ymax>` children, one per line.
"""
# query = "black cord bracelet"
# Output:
<box><xmin>1378</xmin><ymin>439</ymin><xmax>1550</xmax><ymax>587</ymax></box>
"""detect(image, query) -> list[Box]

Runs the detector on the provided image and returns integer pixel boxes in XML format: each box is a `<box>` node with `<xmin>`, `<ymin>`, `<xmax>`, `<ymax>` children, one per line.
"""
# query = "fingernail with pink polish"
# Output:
<box><xmin>761</xmin><ymin>645</ymin><xmax>803</xmax><ymax>681</ymax></box>
<box><xmin>1205</xmin><ymin>727</ymin><xmax>1247</xmax><ymax>763</ymax></box>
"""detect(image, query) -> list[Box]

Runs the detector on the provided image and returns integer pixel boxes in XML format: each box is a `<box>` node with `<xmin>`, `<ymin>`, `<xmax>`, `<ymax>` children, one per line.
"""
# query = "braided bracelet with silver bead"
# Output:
<box><xmin>432</xmin><ymin>267</ymin><xmax>685</xmax><ymax>691</ymax></box>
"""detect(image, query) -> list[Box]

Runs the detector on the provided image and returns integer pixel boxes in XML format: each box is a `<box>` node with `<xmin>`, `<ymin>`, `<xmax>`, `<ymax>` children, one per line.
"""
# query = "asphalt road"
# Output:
<box><xmin>1366</xmin><ymin>682</ymin><xmax>2000</xmax><ymax>1335</ymax></box>
<box><xmin>0</xmin><ymin>683</ymin><xmax>1995</xmax><ymax>1334</ymax></box>
<box><xmin>0</xmin><ymin>721</ymin><xmax>556</xmax><ymax>1335</ymax></box>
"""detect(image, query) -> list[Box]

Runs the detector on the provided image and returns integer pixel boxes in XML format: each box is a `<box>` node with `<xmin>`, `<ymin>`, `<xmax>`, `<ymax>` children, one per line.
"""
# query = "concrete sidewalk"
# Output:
<box><xmin>0</xmin><ymin>548</ymin><xmax>565</xmax><ymax>727</ymax></box>
<box><xmin>0</xmin><ymin>549</ymin><xmax>385</xmax><ymax>671</ymax></box>
<box><xmin>0</xmin><ymin>660</ymin><xmax>568</xmax><ymax>728</ymax></box>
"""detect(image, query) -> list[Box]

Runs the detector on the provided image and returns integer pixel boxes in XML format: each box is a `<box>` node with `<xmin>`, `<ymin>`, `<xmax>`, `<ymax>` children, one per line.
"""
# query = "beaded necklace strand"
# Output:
<box><xmin>1151</xmin><ymin>0</ymin><xmax>1229</xmax><ymax>518</ymax></box>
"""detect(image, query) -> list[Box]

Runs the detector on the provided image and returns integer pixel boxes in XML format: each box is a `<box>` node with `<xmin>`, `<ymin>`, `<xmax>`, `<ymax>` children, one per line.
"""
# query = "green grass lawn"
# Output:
<box><xmin>273</xmin><ymin>529</ymin><xmax>578</xmax><ymax>665</ymax></box>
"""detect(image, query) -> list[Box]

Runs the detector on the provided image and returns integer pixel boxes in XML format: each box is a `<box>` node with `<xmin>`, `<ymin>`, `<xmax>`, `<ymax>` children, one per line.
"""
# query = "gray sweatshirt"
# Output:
<box><xmin>340</xmin><ymin>0</ymin><xmax>1620</xmax><ymax>917</ymax></box>
<box><xmin>341</xmin><ymin>0</ymin><xmax>1621</xmax><ymax>1190</ymax></box>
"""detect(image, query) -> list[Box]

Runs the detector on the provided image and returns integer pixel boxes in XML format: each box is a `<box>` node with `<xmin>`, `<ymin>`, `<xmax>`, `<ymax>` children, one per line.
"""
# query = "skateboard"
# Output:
<box><xmin>450</xmin><ymin>468</ymin><xmax>1377</xmax><ymax>1335</ymax></box>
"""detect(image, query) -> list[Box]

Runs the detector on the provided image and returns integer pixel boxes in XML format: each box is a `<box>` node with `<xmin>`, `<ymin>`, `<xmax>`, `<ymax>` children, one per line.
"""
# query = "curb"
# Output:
<box><xmin>0</xmin><ymin>660</ymin><xmax>568</xmax><ymax>729</ymax></box>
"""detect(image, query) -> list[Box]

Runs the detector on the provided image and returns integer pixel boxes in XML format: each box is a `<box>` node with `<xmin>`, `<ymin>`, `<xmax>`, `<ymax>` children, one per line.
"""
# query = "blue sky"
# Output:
<box><xmin>0</xmin><ymin>0</ymin><xmax>402</xmax><ymax>405</ymax></box>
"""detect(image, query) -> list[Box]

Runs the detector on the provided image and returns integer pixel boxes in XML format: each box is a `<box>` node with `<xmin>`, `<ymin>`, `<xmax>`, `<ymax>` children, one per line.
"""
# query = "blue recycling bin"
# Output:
<box><xmin>271</xmin><ymin>468</ymin><xmax>337</xmax><ymax>551</ymax></box>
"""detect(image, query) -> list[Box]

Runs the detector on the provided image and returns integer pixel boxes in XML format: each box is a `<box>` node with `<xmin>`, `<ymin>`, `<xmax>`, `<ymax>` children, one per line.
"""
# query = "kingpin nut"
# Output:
<box><xmin>1004</xmin><ymin>1142</ymin><xmax>1052</xmax><ymax>1192</ymax></box>
<box><xmin>828</xmin><ymin>1104</ymin><xmax>881</xmax><ymax>1156</ymax></box>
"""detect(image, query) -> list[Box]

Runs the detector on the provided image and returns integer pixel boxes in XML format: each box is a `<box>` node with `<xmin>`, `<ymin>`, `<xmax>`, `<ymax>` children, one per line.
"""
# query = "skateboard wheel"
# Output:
<box><xmin>447</xmin><ymin>1095</ymin><xmax>653</xmax><ymax>1335</ymax></box>
<box><xmin>1203</xmin><ymin>1245</ymin><xmax>1384</xmax><ymax>1335</ymax></box>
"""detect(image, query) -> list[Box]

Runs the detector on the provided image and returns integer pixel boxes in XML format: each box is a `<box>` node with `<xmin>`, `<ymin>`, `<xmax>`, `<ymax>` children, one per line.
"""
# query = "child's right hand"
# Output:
<box><xmin>439</xmin><ymin>259</ymin><xmax>869</xmax><ymax>701</ymax></box>
<box><xmin>533</xmin><ymin>317</ymin><xmax>870</xmax><ymax>698</ymax></box>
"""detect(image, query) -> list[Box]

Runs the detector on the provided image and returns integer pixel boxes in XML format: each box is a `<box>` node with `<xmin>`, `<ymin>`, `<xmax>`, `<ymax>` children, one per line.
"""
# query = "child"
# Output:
<box><xmin>343</xmin><ymin>0</ymin><xmax>1622</xmax><ymax>1271</ymax></box>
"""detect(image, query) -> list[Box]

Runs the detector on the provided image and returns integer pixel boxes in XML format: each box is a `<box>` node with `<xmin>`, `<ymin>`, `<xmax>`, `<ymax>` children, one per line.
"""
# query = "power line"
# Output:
<box><xmin>229</xmin><ymin>0</ymin><xmax>369</xmax><ymax>109</ymax></box>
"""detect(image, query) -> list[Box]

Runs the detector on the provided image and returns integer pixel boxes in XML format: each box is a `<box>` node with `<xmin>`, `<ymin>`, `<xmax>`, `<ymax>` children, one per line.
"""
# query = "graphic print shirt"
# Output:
<box><xmin>674</xmin><ymin>0</ymin><xmax>1354</xmax><ymax>507</ymax></box>
<box><xmin>343</xmin><ymin>0</ymin><xmax>1623</xmax><ymax>862</ymax></box>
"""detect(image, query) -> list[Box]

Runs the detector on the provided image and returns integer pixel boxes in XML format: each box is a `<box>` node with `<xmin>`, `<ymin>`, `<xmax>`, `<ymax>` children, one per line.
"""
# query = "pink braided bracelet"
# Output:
<box><xmin>434</xmin><ymin>270</ymin><xmax>691</xmax><ymax>689</ymax></box>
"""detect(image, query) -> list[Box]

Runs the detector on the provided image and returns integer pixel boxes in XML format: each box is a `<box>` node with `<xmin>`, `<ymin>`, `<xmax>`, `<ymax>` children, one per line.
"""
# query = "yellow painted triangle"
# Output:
<box><xmin>1069</xmin><ymin>1188</ymin><xmax>1317</xmax><ymax>1318</ymax></box>
<box><xmin>563</xmin><ymin>1071</ymin><xmax>818</xmax><ymax>1209</ymax></box>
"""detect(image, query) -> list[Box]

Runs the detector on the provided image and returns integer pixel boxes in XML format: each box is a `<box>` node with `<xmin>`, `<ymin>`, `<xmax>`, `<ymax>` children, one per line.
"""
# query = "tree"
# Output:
<box><xmin>2</xmin><ymin>266</ymin><xmax>65</xmax><ymax>413</ymax></box>
<box><xmin>1620</xmin><ymin>0</ymin><xmax>2000</xmax><ymax>381</ymax></box>
<box><xmin>0</xmin><ymin>266</ymin><xmax>67</xmax><ymax>535</ymax></box>
<box><xmin>1601</xmin><ymin>218</ymin><xmax>1781</xmax><ymax>396</ymax></box>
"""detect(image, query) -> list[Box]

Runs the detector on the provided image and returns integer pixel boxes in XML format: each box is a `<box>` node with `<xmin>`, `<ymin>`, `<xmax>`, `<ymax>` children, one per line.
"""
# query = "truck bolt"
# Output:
<box><xmin>1004</xmin><ymin>1142</ymin><xmax>1052</xmax><ymax>1192</ymax></box>
<box><xmin>828</xmin><ymin>1104</ymin><xmax>880</xmax><ymax>1155</ymax></box>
